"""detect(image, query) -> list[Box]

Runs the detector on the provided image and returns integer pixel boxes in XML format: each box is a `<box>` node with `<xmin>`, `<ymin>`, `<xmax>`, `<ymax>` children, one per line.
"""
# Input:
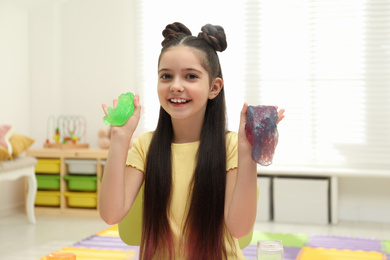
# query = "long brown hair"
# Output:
<box><xmin>140</xmin><ymin>22</ymin><xmax>233</xmax><ymax>260</ymax></box>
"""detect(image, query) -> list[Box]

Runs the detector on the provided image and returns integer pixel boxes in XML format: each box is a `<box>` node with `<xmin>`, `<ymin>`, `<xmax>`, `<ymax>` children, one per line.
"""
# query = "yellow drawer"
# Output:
<box><xmin>35</xmin><ymin>159</ymin><xmax>61</xmax><ymax>174</ymax></box>
<box><xmin>35</xmin><ymin>191</ymin><xmax>61</xmax><ymax>206</ymax></box>
<box><xmin>65</xmin><ymin>192</ymin><xmax>97</xmax><ymax>208</ymax></box>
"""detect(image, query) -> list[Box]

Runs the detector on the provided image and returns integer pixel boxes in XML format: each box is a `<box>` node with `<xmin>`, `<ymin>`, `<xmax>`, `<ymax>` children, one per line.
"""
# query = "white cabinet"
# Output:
<box><xmin>273</xmin><ymin>177</ymin><xmax>329</xmax><ymax>224</ymax></box>
<box><xmin>256</xmin><ymin>176</ymin><xmax>272</xmax><ymax>221</ymax></box>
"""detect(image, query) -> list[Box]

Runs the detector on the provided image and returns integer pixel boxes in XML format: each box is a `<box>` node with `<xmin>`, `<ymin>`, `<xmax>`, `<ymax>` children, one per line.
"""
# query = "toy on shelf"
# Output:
<box><xmin>45</xmin><ymin>115</ymin><xmax>89</xmax><ymax>149</ymax></box>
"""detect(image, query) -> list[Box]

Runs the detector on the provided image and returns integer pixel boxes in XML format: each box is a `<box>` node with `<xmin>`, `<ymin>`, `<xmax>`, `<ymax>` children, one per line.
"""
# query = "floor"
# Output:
<box><xmin>0</xmin><ymin>212</ymin><xmax>110</xmax><ymax>260</ymax></box>
<box><xmin>0</xmin><ymin>211</ymin><xmax>389</xmax><ymax>260</ymax></box>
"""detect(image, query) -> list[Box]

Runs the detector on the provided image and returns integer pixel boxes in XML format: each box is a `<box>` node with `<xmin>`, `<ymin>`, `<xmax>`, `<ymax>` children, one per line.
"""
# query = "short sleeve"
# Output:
<box><xmin>226</xmin><ymin>132</ymin><xmax>238</xmax><ymax>172</ymax></box>
<box><xmin>126</xmin><ymin>132</ymin><xmax>153</xmax><ymax>173</ymax></box>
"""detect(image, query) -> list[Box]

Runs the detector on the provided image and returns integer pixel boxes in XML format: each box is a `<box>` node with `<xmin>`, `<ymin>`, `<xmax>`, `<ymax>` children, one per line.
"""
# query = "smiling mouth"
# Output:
<box><xmin>170</xmin><ymin>98</ymin><xmax>190</xmax><ymax>104</ymax></box>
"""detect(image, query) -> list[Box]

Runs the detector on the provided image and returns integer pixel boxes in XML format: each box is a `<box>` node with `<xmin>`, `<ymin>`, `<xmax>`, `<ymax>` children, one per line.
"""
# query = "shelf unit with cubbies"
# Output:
<box><xmin>26</xmin><ymin>148</ymin><xmax>108</xmax><ymax>217</ymax></box>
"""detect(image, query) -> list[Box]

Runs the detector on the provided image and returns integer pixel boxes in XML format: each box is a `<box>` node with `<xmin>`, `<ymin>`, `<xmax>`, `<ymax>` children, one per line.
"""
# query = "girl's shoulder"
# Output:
<box><xmin>133</xmin><ymin>131</ymin><xmax>154</xmax><ymax>149</ymax></box>
<box><xmin>136</xmin><ymin>131</ymin><xmax>154</xmax><ymax>141</ymax></box>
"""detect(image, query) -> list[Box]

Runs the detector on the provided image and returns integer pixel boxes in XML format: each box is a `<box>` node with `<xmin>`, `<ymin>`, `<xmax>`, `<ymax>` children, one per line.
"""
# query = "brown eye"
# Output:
<box><xmin>186</xmin><ymin>74</ymin><xmax>197</xmax><ymax>79</ymax></box>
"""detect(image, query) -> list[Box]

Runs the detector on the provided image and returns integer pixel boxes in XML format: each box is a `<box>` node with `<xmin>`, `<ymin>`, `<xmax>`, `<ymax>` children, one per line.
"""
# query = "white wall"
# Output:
<box><xmin>29</xmin><ymin>2</ymin><xmax>63</xmax><ymax>144</ymax></box>
<box><xmin>29</xmin><ymin>0</ymin><xmax>136</xmax><ymax>148</ymax></box>
<box><xmin>0</xmin><ymin>4</ymin><xmax>30</xmax><ymax>216</ymax></box>
<box><xmin>0</xmin><ymin>5</ymin><xmax>30</xmax><ymax>131</ymax></box>
<box><xmin>0</xmin><ymin>0</ymin><xmax>136</xmax><ymax>216</ymax></box>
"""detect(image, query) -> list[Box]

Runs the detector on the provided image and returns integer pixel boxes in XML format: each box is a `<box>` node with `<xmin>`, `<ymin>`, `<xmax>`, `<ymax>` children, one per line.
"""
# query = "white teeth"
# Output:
<box><xmin>170</xmin><ymin>99</ymin><xmax>187</xmax><ymax>103</ymax></box>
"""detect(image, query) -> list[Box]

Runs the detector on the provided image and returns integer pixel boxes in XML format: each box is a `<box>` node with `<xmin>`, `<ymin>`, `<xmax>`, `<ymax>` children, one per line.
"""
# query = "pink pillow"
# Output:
<box><xmin>0</xmin><ymin>125</ymin><xmax>13</xmax><ymax>155</ymax></box>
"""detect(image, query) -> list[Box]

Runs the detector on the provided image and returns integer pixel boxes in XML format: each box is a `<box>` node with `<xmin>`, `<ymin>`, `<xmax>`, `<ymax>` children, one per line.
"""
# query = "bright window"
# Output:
<box><xmin>135</xmin><ymin>0</ymin><xmax>390</xmax><ymax>172</ymax></box>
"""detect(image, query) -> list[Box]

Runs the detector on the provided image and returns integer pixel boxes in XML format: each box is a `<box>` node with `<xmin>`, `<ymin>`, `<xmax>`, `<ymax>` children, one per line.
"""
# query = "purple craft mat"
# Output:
<box><xmin>307</xmin><ymin>234</ymin><xmax>382</xmax><ymax>252</ymax></box>
<box><xmin>73</xmin><ymin>235</ymin><xmax>131</xmax><ymax>249</ymax></box>
<box><xmin>241</xmin><ymin>245</ymin><xmax>302</xmax><ymax>260</ymax></box>
<box><xmin>284</xmin><ymin>247</ymin><xmax>302</xmax><ymax>260</ymax></box>
<box><xmin>72</xmin><ymin>235</ymin><xmax>140</xmax><ymax>257</ymax></box>
<box><xmin>241</xmin><ymin>244</ymin><xmax>256</xmax><ymax>259</ymax></box>
<box><xmin>67</xmin><ymin>227</ymin><xmax>390</xmax><ymax>260</ymax></box>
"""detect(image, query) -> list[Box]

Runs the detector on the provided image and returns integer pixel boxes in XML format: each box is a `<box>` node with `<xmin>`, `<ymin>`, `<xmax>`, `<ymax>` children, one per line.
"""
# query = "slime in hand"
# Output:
<box><xmin>245</xmin><ymin>105</ymin><xmax>279</xmax><ymax>166</ymax></box>
<box><xmin>103</xmin><ymin>92</ymin><xmax>135</xmax><ymax>126</ymax></box>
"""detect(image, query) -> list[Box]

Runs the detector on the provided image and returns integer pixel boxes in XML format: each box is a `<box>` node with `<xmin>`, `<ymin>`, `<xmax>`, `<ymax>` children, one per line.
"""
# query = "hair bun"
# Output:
<box><xmin>197</xmin><ymin>24</ymin><xmax>227</xmax><ymax>52</ymax></box>
<box><xmin>161</xmin><ymin>22</ymin><xmax>192</xmax><ymax>46</ymax></box>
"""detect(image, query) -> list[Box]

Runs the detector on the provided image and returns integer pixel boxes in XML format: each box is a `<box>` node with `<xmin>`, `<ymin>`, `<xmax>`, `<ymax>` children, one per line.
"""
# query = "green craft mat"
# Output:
<box><xmin>251</xmin><ymin>231</ymin><xmax>308</xmax><ymax>248</ymax></box>
<box><xmin>383</xmin><ymin>240</ymin><xmax>390</xmax><ymax>253</ymax></box>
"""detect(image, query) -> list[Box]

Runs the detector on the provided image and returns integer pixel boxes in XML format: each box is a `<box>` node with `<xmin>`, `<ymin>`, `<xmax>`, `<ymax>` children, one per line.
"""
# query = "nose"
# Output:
<box><xmin>170</xmin><ymin>78</ymin><xmax>184</xmax><ymax>93</ymax></box>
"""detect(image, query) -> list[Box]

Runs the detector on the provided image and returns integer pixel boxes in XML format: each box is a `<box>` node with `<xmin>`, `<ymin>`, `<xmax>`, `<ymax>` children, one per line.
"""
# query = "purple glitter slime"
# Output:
<box><xmin>245</xmin><ymin>105</ymin><xmax>279</xmax><ymax>166</ymax></box>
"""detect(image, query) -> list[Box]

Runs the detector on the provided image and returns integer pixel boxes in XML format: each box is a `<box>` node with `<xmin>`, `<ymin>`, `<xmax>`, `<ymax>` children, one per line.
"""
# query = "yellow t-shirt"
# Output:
<box><xmin>126</xmin><ymin>131</ymin><xmax>246</xmax><ymax>260</ymax></box>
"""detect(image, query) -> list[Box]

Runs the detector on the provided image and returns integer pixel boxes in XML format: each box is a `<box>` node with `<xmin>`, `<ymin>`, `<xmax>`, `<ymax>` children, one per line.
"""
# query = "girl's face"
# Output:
<box><xmin>158</xmin><ymin>46</ymin><xmax>220</xmax><ymax>123</ymax></box>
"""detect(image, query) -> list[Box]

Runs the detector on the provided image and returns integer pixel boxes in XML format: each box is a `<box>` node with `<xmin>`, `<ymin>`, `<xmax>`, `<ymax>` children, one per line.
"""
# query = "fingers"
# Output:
<box><xmin>274</xmin><ymin>106</ymin><xmax>285</xmax><ymax>124</ymax></box>
<box><xmin>102</xmin><ymin>98</ymin><xmax>118</xmax><ymax>115</ymax></box>
<box><xmin>240</xmin><ymin>103</ymin><xmax>248</xmax><ymax>126</ymax></box>
<box><xmin>132</xmin><ymin>94</ymin><xmax>141</xmax><ymax>116</ymax></box>
<box><xmin>278</xmin><ymin>108</ymin><xmax>285</xmax><ymax>117</ymax></box>
<box><xmin>102</xmin><ymin>104</ymin><xmax>108</xmax><ymax>115</ymax></box>
<box><xmin>277</xmin><ymin>108</ymin><xmax>285</xmax><ymax>124</ymax></box>
<box><xmin>133</xmin><ymin>94</ymin><xmax>140</xmax><ymax>108</ymax></box>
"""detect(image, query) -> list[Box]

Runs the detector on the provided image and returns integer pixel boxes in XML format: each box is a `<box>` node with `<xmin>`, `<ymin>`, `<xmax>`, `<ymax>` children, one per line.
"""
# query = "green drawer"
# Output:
<box><xmin>64</xmin><ymin>175</ymin><xmax>97</xmax><ymax>191</ymax></box>
<box><xmin>36</xmin><ymin>174</ymin><xmax>60</xmax><ymax>190</ymax></box>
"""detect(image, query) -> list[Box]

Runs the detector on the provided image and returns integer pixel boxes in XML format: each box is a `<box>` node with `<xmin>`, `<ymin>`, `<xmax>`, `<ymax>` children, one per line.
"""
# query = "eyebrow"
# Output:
<box><xmin>158</xmin><ymin>68</ymin><xmax>203</xmax><ymax>74</ymax></box>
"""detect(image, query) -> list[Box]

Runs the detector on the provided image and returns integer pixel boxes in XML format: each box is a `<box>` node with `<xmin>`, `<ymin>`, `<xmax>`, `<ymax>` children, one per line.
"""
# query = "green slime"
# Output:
<box><xmin>103</xmin><ymin>92</ymin><xmax>135</xmax><ymax>126</ymax></box>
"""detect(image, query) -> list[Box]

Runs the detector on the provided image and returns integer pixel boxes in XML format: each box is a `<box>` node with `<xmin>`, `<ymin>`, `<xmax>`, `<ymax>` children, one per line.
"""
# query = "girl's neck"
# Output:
<box><xmin>171</xmin><ymin>118</ymin><xmax>203</xmax><ymax>144</ymax></box>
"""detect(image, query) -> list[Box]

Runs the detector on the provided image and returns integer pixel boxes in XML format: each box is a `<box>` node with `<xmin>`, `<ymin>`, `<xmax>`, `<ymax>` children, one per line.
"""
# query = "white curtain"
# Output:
<box><xmin>135</xmin><ymin>0</ymin><xmax>390</xmax><ymax>173</ymax></box>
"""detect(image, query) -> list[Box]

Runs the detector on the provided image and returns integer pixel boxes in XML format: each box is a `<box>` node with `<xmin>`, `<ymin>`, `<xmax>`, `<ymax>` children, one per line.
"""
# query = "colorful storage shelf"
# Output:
<box><xmin>65</xmin><ymin>192</ymin><xmax>97</xmax><ymax>208</ymax></box>
<box><xmin>64</xmin><ymin>175</ymin><xmax>97</xmax><ymax>191</ymax></box>
<box><xmin>36</xmin><ymin>174</ymin><xmax>61</xmax><ymax>190</ymax></box>
<box><xmin>26</xmin><ymin>148</ymin><xmax>109</xmax><ymax>216</ymax></box>
<box><xmin>35</xmin><ymin>191</ymin><xmax>61</xmax><ymax>206</ymax></box>
<box><xmin>35</xmin><ymin>159</ymin><xmax>61</xmax><ymax>174</ymax></box>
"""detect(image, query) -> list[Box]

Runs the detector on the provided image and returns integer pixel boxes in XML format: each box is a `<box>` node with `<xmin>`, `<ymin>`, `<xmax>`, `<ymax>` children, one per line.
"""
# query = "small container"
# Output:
<box><xmin>46</xmin><ymin>252</ymin><xmax>76</xmax><ymax>259</ymax></box>
<box><xmin>35</xmin><ymin>159</ymin><xmax>61</xmax><ymax>174</ymax></box>
<box><xmin>36</xmin><ymin>174</ymin><xmax>61</xmax><ymax>190</ymax></box>
<box><xmin>65</xmin><ymin>159</ymin><xmax>97</xmax><ymax>175</ymax></box>
<box><xmin>35</xmin><ymin>191</ymin><xmax>61</xmax><ymax>206</ymax></box>
<box><xmin>64</xmin><ymin>175</ymin><xmax>97</xmax><ymax>191</ymax></box>
<box><xmin>65</xmin><ymin>192</ymin><xmax>97</xmax><ymax>208</ymax></box>
<box><xmin>257</xmin><ymin>240</ymin><xmax>284</xmax><ymax>260</ymax></box>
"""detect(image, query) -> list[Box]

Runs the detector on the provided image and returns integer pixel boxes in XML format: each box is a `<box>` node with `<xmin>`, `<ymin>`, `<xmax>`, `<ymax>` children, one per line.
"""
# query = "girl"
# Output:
<box><xmin>99</xmin><ymin>22</ymin><xmax>285</xmax><ymax>260</ymax></box>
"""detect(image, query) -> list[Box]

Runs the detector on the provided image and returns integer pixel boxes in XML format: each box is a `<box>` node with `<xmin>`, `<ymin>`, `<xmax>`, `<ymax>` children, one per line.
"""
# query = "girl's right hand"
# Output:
<box><xmin>102</xmin><ymin>94</ymin><xmax>141</xmax><ymax>138</ymax></box>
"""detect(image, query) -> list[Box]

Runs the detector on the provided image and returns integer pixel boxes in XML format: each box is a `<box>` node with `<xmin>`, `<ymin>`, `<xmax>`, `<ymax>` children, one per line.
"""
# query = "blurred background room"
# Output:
<box><xmin>1</xmin><ymin>0</ymin><xmax>389</xmax><ymax>259</ymax></box>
